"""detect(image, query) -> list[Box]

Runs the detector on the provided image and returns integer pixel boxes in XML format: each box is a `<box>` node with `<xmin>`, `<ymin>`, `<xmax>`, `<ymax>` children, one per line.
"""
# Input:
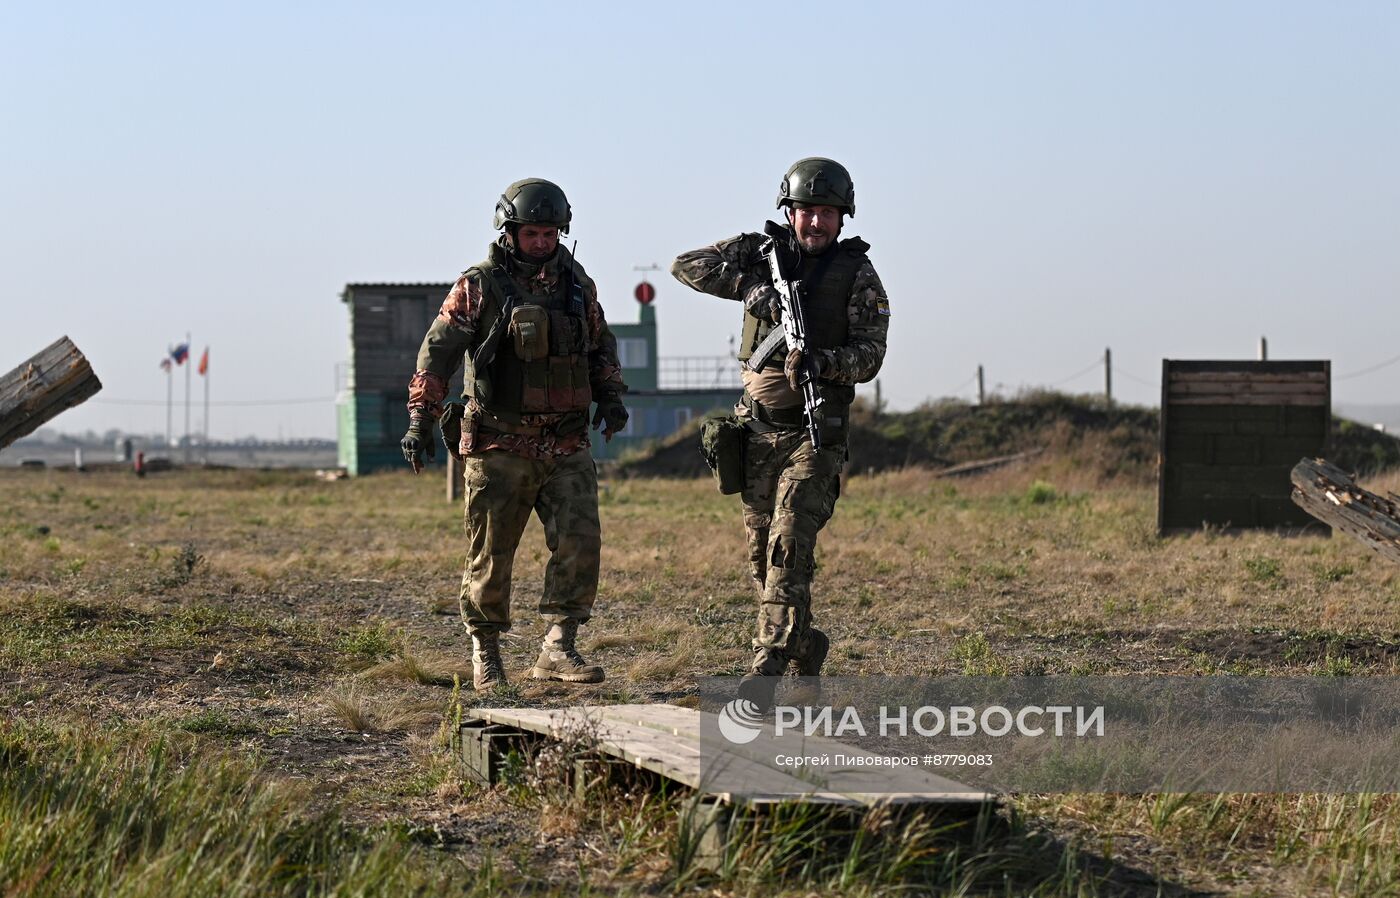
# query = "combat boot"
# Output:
<box><xmin>737</xmin><ymin>647</ymin><xmax>788</xmax><ymax>712</ymax></box>
<box><xmin>471</xmin><ymin>631</ymin><xmax>506</xmax><ymax>691</ymax></box>
<box><xmin>531</xmin><ymin>620</ymin><xmax>605</xmax><ymax>684</ymax></box>
<box><xmin>789</xmin><ymin>627</ymin><xmax>830</xmax><ymax>677</ymax></box>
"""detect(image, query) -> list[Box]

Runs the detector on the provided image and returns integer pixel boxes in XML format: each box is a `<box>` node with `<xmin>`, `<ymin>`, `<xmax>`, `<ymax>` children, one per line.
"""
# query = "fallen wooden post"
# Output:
<box><xmin>0</xmin><ymin>337</ymin><xmax>103</xmax><ymax>450</ymax></box>
<box><xmin>1291</xmin><ymin>458</ymin><xmax>1400</xmax><ymax>564</ymax></box>
<box><xmin>933</xmin><ymin>448</ymin><xmax>1045</xmax><ymax>479</ymax></box>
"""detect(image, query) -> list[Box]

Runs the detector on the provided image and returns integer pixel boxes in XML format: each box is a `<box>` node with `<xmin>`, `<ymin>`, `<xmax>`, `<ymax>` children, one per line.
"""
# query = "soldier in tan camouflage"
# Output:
<box><xmin>402</xmin><ymin>178</ymin><xmax>628</xmax><ymax>690</ymax></box>
<box><xmin>671</xmin><ymin>158</ymin><xmax>889</xmax><ymax>704</ymax></box>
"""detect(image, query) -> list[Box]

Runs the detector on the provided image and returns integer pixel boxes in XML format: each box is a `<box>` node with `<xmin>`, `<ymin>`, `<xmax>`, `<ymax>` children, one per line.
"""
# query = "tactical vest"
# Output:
<box><xmin>737</xmin><ymin>232</ymin><xmax>869</xmax><ymax>408</ymax></box>
<box><xmin>465</xmin><ymin>255</ymin><xmax>592</xmax><ymax>422</ymax></box>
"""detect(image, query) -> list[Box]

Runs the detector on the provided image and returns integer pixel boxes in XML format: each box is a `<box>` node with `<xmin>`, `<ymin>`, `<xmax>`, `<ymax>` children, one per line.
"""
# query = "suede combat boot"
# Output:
<box><xmin>471</xmin><ymin>631</ymin><xmax>506</xmax><ymax>691</ymax></box>
<box><xmin>737</xmin><ymin>646</ymin><xmax>788</xmax><ymax>712</ymax></box>
<box><xmin>530</xmin><ymin>620</ymin><xmax>605</xmax><ymax>684</ymax></box>
<box><xmin>789</xmin><ymin>627</ymin><xmax>830</xmax><ymax>677</ymax></box>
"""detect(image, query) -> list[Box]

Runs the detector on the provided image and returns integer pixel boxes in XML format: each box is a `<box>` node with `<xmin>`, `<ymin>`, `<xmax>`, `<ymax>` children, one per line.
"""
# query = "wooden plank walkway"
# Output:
<box><xmin>463</xmin><ymin>703</ymin><xmax>992</xmax><ymax>808</ymax></box>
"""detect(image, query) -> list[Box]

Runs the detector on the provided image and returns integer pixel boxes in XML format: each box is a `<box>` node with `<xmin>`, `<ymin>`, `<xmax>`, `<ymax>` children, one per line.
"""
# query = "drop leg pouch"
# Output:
<box><xmin>700</xmin><ymin>415</ymin><xmax>746</xmax><ymax>495</ymax></box>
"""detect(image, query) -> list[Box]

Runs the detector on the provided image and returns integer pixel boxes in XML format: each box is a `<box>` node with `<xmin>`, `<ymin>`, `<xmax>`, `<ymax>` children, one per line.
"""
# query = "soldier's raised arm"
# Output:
<box><xmin>669</xmin><ymin>233</ymin><xmax>775</xmax><ymax>303</ymax></box>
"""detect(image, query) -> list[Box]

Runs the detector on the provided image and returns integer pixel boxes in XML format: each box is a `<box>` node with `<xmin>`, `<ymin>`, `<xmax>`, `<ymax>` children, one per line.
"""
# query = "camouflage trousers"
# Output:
<box><xmin>741</xmin><ymin>426</ymin><xmax>844</xmax><ymax>659</ymax></box>
<box><xmin>458</xmin><ymin>448</ymin><xmax>601</xmax><ymax>636</ymax></box>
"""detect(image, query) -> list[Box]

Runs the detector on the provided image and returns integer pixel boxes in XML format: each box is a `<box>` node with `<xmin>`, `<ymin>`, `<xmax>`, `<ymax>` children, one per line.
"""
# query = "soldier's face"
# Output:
<box><xmin>791</xmin><ymin>204</ymin><xmax>842</xmax><ymax>253</ymax></box>
<box><xmin>512</xmin><ymin>225</ymin><xmax>560</xmax><ymax>260</ymax></box>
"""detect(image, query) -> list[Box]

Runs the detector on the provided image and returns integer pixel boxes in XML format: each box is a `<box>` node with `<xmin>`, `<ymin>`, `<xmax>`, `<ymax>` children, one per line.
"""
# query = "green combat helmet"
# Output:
<box><xmin>493</xmin><ymin>178</ymin><xmax>572</xmax><ymax>234</ymax></box>
<box><xmin>777</xmin><ymin>157</ymin><xmax>855</xmax><ymax>217</ymax></box>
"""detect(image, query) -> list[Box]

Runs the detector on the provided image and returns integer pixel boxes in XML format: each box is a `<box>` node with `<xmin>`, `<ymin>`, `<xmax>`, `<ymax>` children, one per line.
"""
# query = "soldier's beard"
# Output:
<box><xmin>797</xmin><ymin>231</ymin><xmax>835</xmax><ymax>254</ymax></box>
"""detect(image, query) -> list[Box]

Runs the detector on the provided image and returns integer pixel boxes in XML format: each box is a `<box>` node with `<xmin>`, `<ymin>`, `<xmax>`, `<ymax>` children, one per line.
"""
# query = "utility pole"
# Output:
<box><xmin>976</xmin><ymin>365</ymin><xmax>985</xmax><ymax>405</ymax></box>
<box><xmin>447</xmin><ymin>451</ymin><xmax>462</xmax><ymax>502</ymax></box>
<box><xmin>184</xmin><ymin>331</ymin><xmax>191</xmax><ymax>465</ymax></box>
<box><xmin>1105</xmin><ymin>347</ymin><xmax>1113</xmax><ymax>409</ymax></box>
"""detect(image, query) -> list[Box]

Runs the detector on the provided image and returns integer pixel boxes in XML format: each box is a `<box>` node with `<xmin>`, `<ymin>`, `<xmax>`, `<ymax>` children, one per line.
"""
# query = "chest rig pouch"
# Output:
<box><xmin>470</xmin><ymin>262</ymin><xmax>593</xmax><ymax>420</ymax></box>
<box><xmin>509</xmin><ymin>305</ymin><xmax>550</xmax><ymax>361</ymax></box>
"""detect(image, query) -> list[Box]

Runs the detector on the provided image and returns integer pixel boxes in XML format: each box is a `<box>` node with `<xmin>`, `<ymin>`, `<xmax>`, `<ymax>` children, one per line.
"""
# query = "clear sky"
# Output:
<box><xmin>3</xmin><ymin>1</ymin><xmax>1397</xmax><ymax>440</ymax></box>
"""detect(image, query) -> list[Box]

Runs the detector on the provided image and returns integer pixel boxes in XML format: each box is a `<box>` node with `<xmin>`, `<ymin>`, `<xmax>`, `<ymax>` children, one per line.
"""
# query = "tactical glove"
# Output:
<box><xmin>400</xmin><ymin>411</ymin><xmax>437</xmax><ymax>473</ymax></box>
<box><xmin>592</xmin><ymin>395</ymin><xmax>629</xmax><ymax>442</ymax></box>
<box><xmin>784</xmin><ymin>348</ymin><xmax>829</xmax><ymax>393</ymax></box>
<box><xmin>743</xmin><ymin>283</ymin><xmax>782</xmax><ymax>323</ymax></box>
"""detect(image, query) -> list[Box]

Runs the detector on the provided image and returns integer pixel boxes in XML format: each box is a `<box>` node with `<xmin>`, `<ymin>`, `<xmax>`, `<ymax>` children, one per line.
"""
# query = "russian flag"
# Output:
<box><xmin>170</xmin><ymin>343</ymin><xmax>190</xmax><ymax>365</ymax></box>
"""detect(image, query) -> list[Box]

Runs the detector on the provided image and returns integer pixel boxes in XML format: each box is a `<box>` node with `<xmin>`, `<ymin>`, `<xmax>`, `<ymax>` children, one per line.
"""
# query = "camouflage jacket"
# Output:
<box><xmin>408</xmin><ymin>239</ymin><xmax>626</xmax><ymax>459</ymax></box>
<box><xmin>669</xmin><ymin>227</ymin><xmax>890</xmax><ymax>388</ymax></box>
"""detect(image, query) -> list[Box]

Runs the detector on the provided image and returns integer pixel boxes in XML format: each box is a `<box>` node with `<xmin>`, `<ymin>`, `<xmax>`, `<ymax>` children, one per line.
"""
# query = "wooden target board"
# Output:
<box><xmin>1158</xmin><ymin>360</ymin><xmax>1330</xmax><ymax>534</ymax></box>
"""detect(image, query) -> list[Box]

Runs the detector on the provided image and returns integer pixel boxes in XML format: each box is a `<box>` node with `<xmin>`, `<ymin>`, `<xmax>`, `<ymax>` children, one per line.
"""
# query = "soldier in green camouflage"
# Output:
<box><xmin>670</xmin><ymin>158</ymin><xmax>889</xmax><ymax>702</ymax></box>
<box><xmin>402</xmin><ymin>178</ymin><xmax>629</xmax><ymax>691</ymax></box>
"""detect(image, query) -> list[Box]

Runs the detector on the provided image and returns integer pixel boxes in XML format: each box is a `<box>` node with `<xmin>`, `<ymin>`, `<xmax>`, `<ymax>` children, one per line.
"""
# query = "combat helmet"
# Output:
<box><xmin>493</xmin><ymin>178</ymin><xmax>572</xmax><ymax>234</ymax></box>
<box><xmin>776</xmin><ymin>157</ymin><xmax>855</xmax><ymax>217</ymax></box>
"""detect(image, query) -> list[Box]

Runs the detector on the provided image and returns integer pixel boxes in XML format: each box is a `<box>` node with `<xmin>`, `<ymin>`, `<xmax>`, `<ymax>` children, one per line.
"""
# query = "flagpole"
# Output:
<box><xmin>203</xmin><ymin>348</ymin><xmax>210</xmax><ymax>465</ymax></box>
<box><xmin>166</xmin><ymin>364</ymin><xmax>173</xmax><ymax>450</ymax></box>
<box><xmin>184</xmin><ymin>331</ymin><xmax>191</xmax><ymax>465</ymax></box>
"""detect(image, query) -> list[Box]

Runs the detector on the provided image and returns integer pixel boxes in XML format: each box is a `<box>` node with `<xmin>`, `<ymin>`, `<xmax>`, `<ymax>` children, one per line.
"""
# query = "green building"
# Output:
<box><xmin>338</xmin><ymin>284</ymin><xmax>737</xmax><ymax>474</ymax></box>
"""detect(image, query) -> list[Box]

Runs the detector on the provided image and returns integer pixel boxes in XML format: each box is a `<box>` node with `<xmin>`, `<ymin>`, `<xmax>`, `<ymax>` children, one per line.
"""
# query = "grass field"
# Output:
<box><xmin>3</xmin><ymin>458</ymin><xmax>1400</xmax><ymax>896</ymax></box>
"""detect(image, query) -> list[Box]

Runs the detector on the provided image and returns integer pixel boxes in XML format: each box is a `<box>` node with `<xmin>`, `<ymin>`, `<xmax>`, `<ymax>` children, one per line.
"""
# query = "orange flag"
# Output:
<box><xmin>198</xmin><ymin>347</ymin><xmax>209</xmax><ymax>376</ymax></box>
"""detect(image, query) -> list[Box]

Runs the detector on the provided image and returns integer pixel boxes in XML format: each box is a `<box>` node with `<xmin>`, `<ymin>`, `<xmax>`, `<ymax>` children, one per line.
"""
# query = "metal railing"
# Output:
<box><xmin>657</xmin><ymin>356</ymin><xmax>743</xmax><ymax>391</ymax></box>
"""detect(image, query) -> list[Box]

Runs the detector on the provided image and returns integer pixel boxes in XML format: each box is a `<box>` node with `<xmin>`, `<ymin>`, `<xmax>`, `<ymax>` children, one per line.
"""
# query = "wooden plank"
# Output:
<box><xmin>1239</xmin><ymin>418</ymin><xmax>1323</xmax><ymax>437</ymax></box>
<box><xmin>471</xmin><ymin>708</ymin><xmax>704</xmax><ymax>786</ymax></box>
<box><xmin>0</xmin><ymin>337</ymin><xmax>103</xmax><ymax>449</ymax></box>
<box><xmin>1168</xmin><ymin>371</ymin><xmax>1329</xmax><ymax>385</ymax></box>
<box><xmin>1170</xmin><ymin>405</ymin><xmax>1290</xmax><ymax>424</ymax></box>
<box><xmin>1291</xmin><ymin>459</ymin><xmax>1400</xmax><ymax>562</ymax></box>
<box><xmin>1169</xmin><ymin>381</ymin><xmax>1328</xmax><ymax>395</ymax></box>
<box><xmin>464</xmin><ymin>704</ymin><xmax>991</xmax><ymax>807</ymax></box>
<box><xmin>1170</xmin><ymin>394</ymin><xmax>1326</xmax><ymax>407</ymax></box>
<box><xmin>1164</xmin><ymin>435</ymin><xmax>1324</xmax><ymax>467</ymax></box>
<box><xmin>469</xmin><ymin>706</ymin><xmax>854</xmax><ymax>802</ymax></box>
<box><xmin>1167</xmin><ymin>462</ymin><xmax>1293</xmax><ymax>487</ymax></box>
<box><xmin>1164</xmin><ymin>496</ymin><xmax>1317</xmax><ymax>530</ymax></box>
<box><xmin>1165</xmin><ymin>360</ymin><xmax>1328</xmax><ymax>375</ymax></box>
<box><xmin>1168</xmin><ymin>386</ymin><xmax>1326</xmax><ymax>398</ymax></box>
<box><xmin>589</xmin><ymin>704</ymin><xmax>701</xmax><ymax>736</ymax></box>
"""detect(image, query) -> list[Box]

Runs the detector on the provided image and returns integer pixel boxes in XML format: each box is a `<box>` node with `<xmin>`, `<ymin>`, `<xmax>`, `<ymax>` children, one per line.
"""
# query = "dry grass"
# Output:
<box><xmin>6</xmin><ymin>463</ymin><xmax>1400</xmax><ymax>895</ymax></box>
<box><xmin>323</xmin><ymin>680</ymin><xmax>441</xmax><ymax>733</ymax></box>
<box><xmin>362</xmin><ymin>651</ymin><xmax>470</xmax><ymax>687</ymax></box>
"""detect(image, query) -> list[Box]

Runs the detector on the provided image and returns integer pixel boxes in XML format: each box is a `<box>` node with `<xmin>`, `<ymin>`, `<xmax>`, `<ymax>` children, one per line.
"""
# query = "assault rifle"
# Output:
<box><xmin>748</xmin><ymin>222</ymin><xmax>825</xmax><ymax>448</ymax></box>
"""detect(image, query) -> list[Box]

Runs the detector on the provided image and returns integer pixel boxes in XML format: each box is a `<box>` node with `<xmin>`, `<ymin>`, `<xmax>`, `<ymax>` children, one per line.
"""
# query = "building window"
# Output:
<box><xmin>674</xmin><ymin>407</ymin><xmax>693</xmax><ymax>429</ymax></box>
<box><xmin>618</xmin><ymin>338</ymin><xmax>649</xmax><ymax>369</ymax></box>
<box><xmin>390</xmin><ymin>296</ymin><xmax>428</xmax><ymax>345</ymax></box>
